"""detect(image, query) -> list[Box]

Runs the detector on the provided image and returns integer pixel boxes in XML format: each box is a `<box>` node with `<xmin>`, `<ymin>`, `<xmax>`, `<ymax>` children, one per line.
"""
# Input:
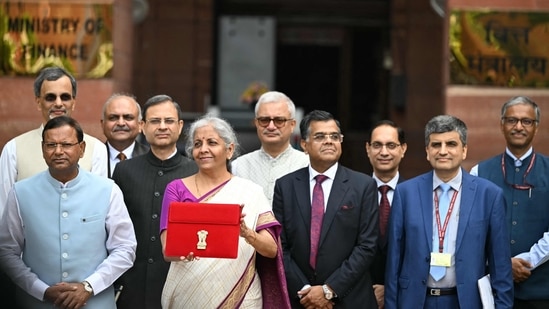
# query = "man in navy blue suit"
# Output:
<box><xmin>385</xmin><ymin>115</ymin><xmax>513</xmax><ymax>309</ymax></box>
<box><xmin>273</xmin><ymin>110</ymin><xmax>379</xmax><ymax>308</ymax></box>
<box><xmin>366</xmin><ymin>120</ymin><xmax>407</xmax><ymax>308</ymax></box>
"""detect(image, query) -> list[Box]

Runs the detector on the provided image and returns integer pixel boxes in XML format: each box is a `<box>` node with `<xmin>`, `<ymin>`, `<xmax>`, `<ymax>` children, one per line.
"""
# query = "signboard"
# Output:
<box><xmin>449</xmin><ymin>10</ymin><xmax>549</xmax><ymax>87</ymax></box>
<box><xmin>0</xmin><ymin>0</ymin><xmax>113</xmax><ymax>78</ymax></box>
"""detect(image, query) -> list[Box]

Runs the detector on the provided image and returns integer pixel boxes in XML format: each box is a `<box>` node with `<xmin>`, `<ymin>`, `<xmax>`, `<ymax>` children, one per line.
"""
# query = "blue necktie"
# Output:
<box><xmin>430</xmin><ymin>183</ymin><xmax>451</xmax><ymax>281</ymax></box>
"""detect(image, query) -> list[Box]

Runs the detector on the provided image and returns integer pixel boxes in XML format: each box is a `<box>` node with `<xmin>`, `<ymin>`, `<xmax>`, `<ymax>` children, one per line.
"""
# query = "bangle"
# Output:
<box><xmin>245</xmin><ymin>230</ymin><xmax>257</xmax><ymax>245</ymax></box>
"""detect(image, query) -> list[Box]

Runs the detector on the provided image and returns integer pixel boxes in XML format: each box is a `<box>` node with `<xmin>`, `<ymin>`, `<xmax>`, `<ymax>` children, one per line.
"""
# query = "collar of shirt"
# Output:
<box><xmin>372</xmin><ymin>172</ymin><xmax>399</xmax><ymax>190</ymax></box>
<box><xmin>505</xmin><ymin>147</ymin><xmax>533</xmax><ymax>167</ymax></box>
<box><xmin>259</xmin><ymin>144</ymin><xmax>294</xmax><ymax>160</ymax></box>
<box><xmin>432</xmin><ymin>168</ymin><xmax>462</xmax><ymax>192</ymax></box>
<box><xmin>107</xmin><ymin>142</ymin><xmax>136</xmax><ymax>160</ymax></box>
<box><xmin>308</xmin><ymin>162</ymin><xmax>338</xmax><ymax>183</ymax></box>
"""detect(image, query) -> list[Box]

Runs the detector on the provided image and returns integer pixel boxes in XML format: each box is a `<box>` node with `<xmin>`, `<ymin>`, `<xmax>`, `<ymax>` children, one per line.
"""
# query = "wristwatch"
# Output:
<box><xmin>322</xmin><ymin>284</ymin><xmax>333</xmax><ymax>300</ymax></box>
<box><xmin>82</xmin><ymin>281</ymin><xmax>93</xmax><ymax>294</ymax></box>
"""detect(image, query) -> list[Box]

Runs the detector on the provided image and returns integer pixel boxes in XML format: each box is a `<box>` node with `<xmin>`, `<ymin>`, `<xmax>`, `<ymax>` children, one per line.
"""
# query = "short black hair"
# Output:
<box><xmin>42</xmin><ymin>115</ymin><xmax>84</xmax><ymax>142</ymax></box>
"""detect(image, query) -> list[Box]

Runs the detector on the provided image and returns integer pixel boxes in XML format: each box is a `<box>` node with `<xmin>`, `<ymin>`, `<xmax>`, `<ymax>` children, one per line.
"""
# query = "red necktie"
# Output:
<box><xmin>310</xmin><ymin>174</ymin><xmax>328</xmax><ymax>269</ymax></box>
<box><xmin>379</xmin><ymin>185</ymin><xmax>391</xmax><ymax>238</ymax></box>
<box><xmin>117</xmin><ymin>152</ymin><xmax>127</xmax><ymax>161</ymax></box>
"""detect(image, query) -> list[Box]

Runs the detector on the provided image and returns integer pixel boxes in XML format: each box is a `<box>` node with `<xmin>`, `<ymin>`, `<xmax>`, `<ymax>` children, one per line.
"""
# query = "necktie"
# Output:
<box><xmin>378</xmin><ymin>185</ymin><xmax>391</xmax><ymax>239</ymax></box>
<box><xmin>117</xmin><ymin>152</ymin><xmax>127</xmax><ymax>161</ymax></box>
<box><xmin>310</xmin><ymin>174</ymin><xmax>328</xmax><ymax>269</ymax></box>
<box><xmin>430</xmin><ymin>183</ymin><xmax>451</xmax><ymax>281</ymax></box>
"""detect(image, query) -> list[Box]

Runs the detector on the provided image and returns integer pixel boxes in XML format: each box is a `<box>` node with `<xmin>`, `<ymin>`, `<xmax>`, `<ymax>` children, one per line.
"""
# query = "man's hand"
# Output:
<box><xmin>299</xmin><ymin>285</ymin><xmax>334</xmax><ymax>309</ymax></box>
<box><xmin>512</xmin><ymin>257</ymin><xmax>532</xmax><ymax>283</ymax></box>
<box><xmin>373</xmin><ymin>284</ymin><xmax>385</xmax><ymax>309</ymax></box>
<box><xmin>44</xmin><ymin>282</ymin><xmax>77</xmax><ymax>303</ymax></box>
<box><xmin>45</xmin><ymin>282</ymin><xmax>92</xmax><ymax>309</ymax></box>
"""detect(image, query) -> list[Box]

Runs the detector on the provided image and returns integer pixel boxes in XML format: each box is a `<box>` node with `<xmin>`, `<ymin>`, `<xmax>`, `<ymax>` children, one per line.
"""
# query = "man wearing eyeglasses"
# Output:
<box><xmin>0</xmin><ymin>116</ymin><xmax>136</xmax><ymax>309</ymax></box>
<box><xmin>232</xmin><ymin>91</ymin><xmax>309</xmax><ymax>204</ymax></box>
<box><xmin>0</xmin><ymin>66</ymin><xmax>107</xmax><ymax>207</ymax></box>
<box><xmin>471</xmin><ymin>96</ymin><xmax>549</xmax><ymax>309</ymax></box>
<box><xmin>111</xmin><ymin>95</ymin><xmax>197</xmax><ymax>309</ymax></box>
<box><xmin>385</xmin><ymin>115</ymin><xmax>513</xmax><ymax>309</ymax></box>
<box><xmin>273</xmin><ymin>110</ymin><xmax>379</xmax><ymax>308</ymax></box>
<box><xmin>365</xmin><ymin>120</ymin><xmax>407</xmax><ymax>309</ymax></box>
<box><xmin>0</xmin><ymin>66</ymin><xmax>107</xmax><ymax>308</ymax></box>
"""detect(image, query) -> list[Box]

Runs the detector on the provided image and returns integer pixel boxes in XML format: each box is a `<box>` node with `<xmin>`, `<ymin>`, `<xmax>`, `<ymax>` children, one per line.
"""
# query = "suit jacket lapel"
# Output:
<box><xmin>105</xmin><ymin>142</ymin><xmax>112</xmax><ymax>177</ymax></box>
<box><xmin>319</xmin><ymin>167</ymin><xmax>347</xmax><ymax>247</ymax></box>
<box><xmin>295</xmin><ymin>169</ymin><xmax>313</xmax><ymax>233</ymax></box>
<box><xmin>456</xmin><ymin>171</ymin><xmax>476</xmax><ymax>252</ymax></box>
<box><xmin>420</xmin><ymin>171</ymin><xmax>435</xmax><ymax>252</ymax></box>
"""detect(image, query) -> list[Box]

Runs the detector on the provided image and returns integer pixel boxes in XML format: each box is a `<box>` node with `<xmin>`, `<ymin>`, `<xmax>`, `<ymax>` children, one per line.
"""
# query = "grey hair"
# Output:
<box><xmin>101</xmin><ymin>93</ymin><xmax>142</xmax><ymax>121</ymax></box>
<box><xmin>185</xmin><ymin>114</ymin><xmax>241</xmax><ymax>171</ymax></box>
<box><xmin>34</xmin><ymin>66</ymin><xmax>77</xmax><ymax>98</ymax></box>
<box><xmin>501</xmin><ymin>96</ymin><xmax>540</xmax><ymax>123</ymax></box>
<box><xmin>254</xmin><ymin>91</ymin><xmax>296</xmax><ymax>118</ymax></box>
<box><xmin>424</xmin><ymin>115</ymin><xmax>467</xmax><ymax>147</ymax></box>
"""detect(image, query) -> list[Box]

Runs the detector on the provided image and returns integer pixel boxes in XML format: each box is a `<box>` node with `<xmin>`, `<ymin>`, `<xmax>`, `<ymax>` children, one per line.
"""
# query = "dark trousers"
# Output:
<box><xmin>0</xmin><ymin>270</ymin><xmax>19</xmax><ymax>309</ymax></box>
<box><xmin>514</xmin><ymin>298</ymin><xmax>549</xmax><ymax>309</ymax></box>
<box><xmin>424</xmin><ymin>294</ymin><xmax>459</xmax><ymax>309</ymax></box>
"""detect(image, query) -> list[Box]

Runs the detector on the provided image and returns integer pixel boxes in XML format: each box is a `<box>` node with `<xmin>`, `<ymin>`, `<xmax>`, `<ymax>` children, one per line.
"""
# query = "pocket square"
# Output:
<box><xmin>341</xmin><ymin>205</ymin><xmax>354</xmax><ymax>210</ymax></box>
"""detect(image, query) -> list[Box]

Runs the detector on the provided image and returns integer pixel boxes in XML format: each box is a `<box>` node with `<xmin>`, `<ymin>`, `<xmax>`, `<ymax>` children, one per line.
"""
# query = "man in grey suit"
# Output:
<box><xmin>385</xmin><ymin>115</ymin><xmax>513</xmax><ymax>309</ymax></box>
<box><xmin>273</xmin><ymin>110</ymin><xmax>379</xmax><ymax>308</ymax></box>
<box><xmin>101</xmin><ymin>93</ymin><xmax>149</xmax><ymax>177</ymax></box>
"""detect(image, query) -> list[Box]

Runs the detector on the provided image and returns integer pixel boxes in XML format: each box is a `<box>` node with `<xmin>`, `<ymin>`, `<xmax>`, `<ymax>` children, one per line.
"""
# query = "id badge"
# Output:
<box><xmin>430</xmin><ymin>252</ymin><xmax>452</xmax><ymax>267</ymax></box>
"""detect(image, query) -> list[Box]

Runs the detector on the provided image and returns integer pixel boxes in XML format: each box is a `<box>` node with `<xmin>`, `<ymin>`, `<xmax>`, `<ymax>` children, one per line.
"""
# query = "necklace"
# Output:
<box><xmin>194</xmin><ymin>175</ymin><xmax>202</xmax><ymax>197</ymax></box>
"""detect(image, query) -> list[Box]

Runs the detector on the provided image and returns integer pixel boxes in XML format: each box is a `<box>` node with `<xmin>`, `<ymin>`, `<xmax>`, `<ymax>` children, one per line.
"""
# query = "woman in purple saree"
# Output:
<box><xmin>159</xmin><ymin>114</ymin><xmax>290</xmax><ymax>309</ymax></box>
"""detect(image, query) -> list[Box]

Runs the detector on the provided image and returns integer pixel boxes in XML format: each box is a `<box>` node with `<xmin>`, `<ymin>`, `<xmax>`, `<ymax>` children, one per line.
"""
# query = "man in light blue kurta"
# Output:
<box><xmin>0</xmin><ymin>116</ymin><xmax>136</xmax><ymax>309</ymax></box>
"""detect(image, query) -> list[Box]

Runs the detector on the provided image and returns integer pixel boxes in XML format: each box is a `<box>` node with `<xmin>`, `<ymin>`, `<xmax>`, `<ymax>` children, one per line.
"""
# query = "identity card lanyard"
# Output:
<box><xmin>434</xmin><ymin>188</ymin><xmax>459</xmax><ymax>253</ymax></box>
<box><xmin>501</xmin><ymin>153</ymin><xmax>536</xmax><ymax>198</ymax></box>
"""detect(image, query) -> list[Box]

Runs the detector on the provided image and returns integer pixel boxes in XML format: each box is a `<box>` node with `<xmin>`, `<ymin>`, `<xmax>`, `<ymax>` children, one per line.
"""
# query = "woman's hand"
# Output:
<box><xmin>180</xmin><ymin>252</ymin><xmax>200</xmax><ymax>262</ymax></box>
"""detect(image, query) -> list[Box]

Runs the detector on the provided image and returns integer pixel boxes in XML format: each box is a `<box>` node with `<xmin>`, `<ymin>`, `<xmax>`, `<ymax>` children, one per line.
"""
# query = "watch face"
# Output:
<box><xmin>83</xmin><ymin>282</ymin><xmax>93</xmax><ymax>293</ymax></box>
<box><xmin>323</xmin><ymin>285</ymin><xmax>333</xmax><ymax>299</ymax></box>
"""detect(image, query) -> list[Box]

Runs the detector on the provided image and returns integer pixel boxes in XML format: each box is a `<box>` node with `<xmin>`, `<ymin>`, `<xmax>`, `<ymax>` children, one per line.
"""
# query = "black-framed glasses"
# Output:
<box><xmin>311</xmin><ymin>133</ymin><xmax>344</xmax><ymax>143</ymax></box>
<box><xmin>43</xmin><ymin>93</ymin><xmax>73</xmax><ymax>102</ymax></box>
<box><xmin>42</xmin><ymin>142</ymin><xmax>81</xmax><ymax>150</ymax></box>
<box><xmin>145</xmin><ymin>118</ymin><xmax>178</xmax><ymax>125</ymax></box>
<box><xmin>501</xmin><ymin>117</ymin><xmax>537</xmax><ymax>127</ymax></box>
<box><xmin>256</xmin><ymin>117</ymin><xmax>292</xmax><ymax>128</ymax></box>
<box><xmin>369</xmin><ymin>142</ymin><xmax>401</xmax><ymax>150</ymax></box>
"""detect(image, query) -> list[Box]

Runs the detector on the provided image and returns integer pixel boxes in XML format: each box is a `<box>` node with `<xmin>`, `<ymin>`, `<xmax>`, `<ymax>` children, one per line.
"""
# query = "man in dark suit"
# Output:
<box><xmin>101</xmin><ymin>93</ymin><xmax>149</xmax><ymax>177</ymax></box>
<box><xmin>385</xmin><ymin>115</ymin><xmax>513</xmax><ymax>309</ymax></box>
<box><xmin>273</xmin><ymin>110</ymin><xmax>379</xmax><ymax>308</ymax></box>
<box><xmin>111</xmin><ymin>95</ymin><xmax>197</xmax><ymax>309</ymax></box>
<box><xmin>365</xmin><ymin>120</ymin><xmax>407</xmax><ymax>309</ymax></box>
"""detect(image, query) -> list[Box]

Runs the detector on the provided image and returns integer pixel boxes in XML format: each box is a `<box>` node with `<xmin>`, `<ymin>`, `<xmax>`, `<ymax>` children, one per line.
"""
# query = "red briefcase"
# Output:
<box><xmin>165</xmin><ymin>202</ymin><xmax>243</xmax><ymax>259</ymax></box>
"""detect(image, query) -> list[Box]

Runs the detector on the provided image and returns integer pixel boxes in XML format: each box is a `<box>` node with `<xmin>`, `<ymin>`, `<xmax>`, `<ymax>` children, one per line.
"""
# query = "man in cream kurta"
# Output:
<box><xmin>232</xmin><ymin>91</ymin><xmax>308</xmax><ymax>204</ymax></box>
<box><xmin>0</xmin><ymin>66</ymin><xmax>107</xmax><ymax>218</ymax></box>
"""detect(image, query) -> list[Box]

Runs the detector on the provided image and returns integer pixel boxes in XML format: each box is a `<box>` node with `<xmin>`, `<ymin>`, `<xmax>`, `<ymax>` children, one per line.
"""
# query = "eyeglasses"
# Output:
<box><xmin>501</xmin><ymin>117</ymin><xmax>537</xmax><ymax>127</ymax></box>
<box><xmin>42</xmin><ymin>142</ymin><xmax>81</xmax><ymax>150</ymax></box>
<box><xmin>369</xmin><ymin>142</ymin><xmax>401</xmax><ymax>151</ymax></box>
<box><xmin>311</xmin><ymin>133</ymin><xmax>344</xmax><ymax>143</ymax></box>
<box><xmin>256</xmin><ymin>117</ymin><xmax>292</xmax><ymax>128</ymax></box>
<box><xmin>43</xmin><ymin>93</ymin><xmax>73</xmax><ymax>102</ymax></box>
<box><xmin>145</xmin><ymin>118</ymin><xmax>178</xmax><ymax>125</ymax></box>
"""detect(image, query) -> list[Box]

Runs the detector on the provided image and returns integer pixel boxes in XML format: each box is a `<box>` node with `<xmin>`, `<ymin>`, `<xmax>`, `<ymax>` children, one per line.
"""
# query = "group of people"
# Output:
<box><xmin>0</xmin><ymin>65</ymin><xmax>547</xmax><ymax>309</ymax></box>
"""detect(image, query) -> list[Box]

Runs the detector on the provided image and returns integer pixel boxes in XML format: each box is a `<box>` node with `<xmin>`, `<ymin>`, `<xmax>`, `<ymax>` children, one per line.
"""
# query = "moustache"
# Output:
<box><xmin>510</xmin><ymin>129</ymin><xmax>527</xmax><ymax>135</ymax></box>
<box><xmin>113</xmin><ymin>127</ymin><xmax>130</xmax><ymax>132</ymax></box>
